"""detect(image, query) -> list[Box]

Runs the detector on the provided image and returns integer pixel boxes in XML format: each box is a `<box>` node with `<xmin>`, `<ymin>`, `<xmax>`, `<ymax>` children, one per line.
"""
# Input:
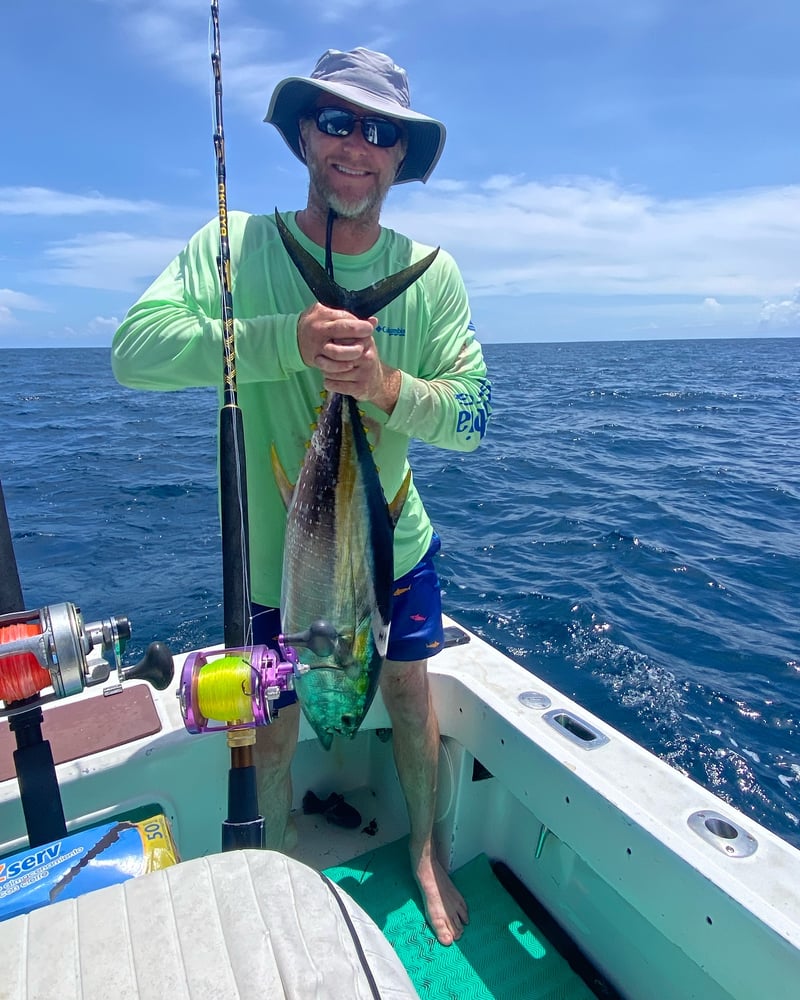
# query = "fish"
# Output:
<box><xmin>270</xmin><ymin>210</ymin><xmax>439</xmax><ymax>749</ymax></box>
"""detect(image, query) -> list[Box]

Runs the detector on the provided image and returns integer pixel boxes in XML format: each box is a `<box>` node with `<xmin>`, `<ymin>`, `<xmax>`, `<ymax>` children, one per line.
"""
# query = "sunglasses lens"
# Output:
<box><xmin>316</xmin><ymin>108</ymin><xmax>355</xmax><ymax>137</ymax></box>
<box><xmin>363</xmin><ymin>119</ymin><xmax>400</xmax><ymax>147</ymax></box>
<box><xmin>315</xmin><ymin>108</ymin><xmax>400</xmax><ymax>148</ymax></box>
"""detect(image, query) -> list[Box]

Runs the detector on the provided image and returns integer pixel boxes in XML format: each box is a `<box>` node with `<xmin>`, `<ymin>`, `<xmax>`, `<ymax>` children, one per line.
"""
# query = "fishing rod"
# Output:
<box><xmin>209</xmin><ymin>0</ymin><xmax>264</xmax><ymax>851</ymax></box>
<box><xmin>211</xmin><ymin>0</ymin><xmax>250</xmax><ymax>653</ymax></box>
<box><xmin>173</xmin><ymin>3</ymin><xmax>301</xmax><ymax>851</ymax></box>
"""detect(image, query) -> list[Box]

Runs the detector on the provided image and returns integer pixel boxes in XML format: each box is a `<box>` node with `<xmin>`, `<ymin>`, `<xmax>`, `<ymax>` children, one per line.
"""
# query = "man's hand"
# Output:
<box><xmin>297</xmin><ymin>303</ymin><xmax>401</xmax><ymax>414</ymax></box>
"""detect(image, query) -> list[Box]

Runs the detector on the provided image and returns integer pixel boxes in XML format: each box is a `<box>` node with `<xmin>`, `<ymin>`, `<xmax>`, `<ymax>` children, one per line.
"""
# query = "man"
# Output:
<box><xmin>112</xmin><ymin>47</ymin><xmax>491</xmax><ymax>946</ymax></box>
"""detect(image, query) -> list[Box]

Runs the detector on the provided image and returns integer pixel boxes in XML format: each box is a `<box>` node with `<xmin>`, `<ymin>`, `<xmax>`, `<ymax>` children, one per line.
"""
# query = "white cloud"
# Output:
<box><xmin>482</xmin><ymin>175</ymin><xmax>526</xmax><ymax>192</ymax></box>
<box><xmin>759</xmin><ymin>286</ymin><xmax>800</xmax><ymax>330</ymax></box>
<box><xmin>39</xmin><ymin>232</ymin><xmax>186</xmax><ymax>292</ymax></box>
<box><xmin>429</xmin><ymin>179</ymin><xmax>469</xmax><ymax>194</ymax></box>
<box><xmin>0</xmin><ymin>289</ymin><xmax>48</xmax><ymax>311</ymax></box>
<box><xmin>97</xmin><ymin>0</ymin><xmax>310</xmax><ymax>119</ymax></box>
<box><xmin>88</xmin><ymin>315</ymin><xmax>121</xmax><ymax>333</ymax></box>
<box><xmin>0</xmin><ymin>289</ymin><xmax>50</xmax><ymax>326</ymax></box>
<box><xmin>386</xmin><ymin>177</ymin><xmax>800</xmax><ymax>301</ymax></box>
<box><xmin>0</xmin><ymin>187</ymin><xmax>158</xmax><ymax>217</ymax></box>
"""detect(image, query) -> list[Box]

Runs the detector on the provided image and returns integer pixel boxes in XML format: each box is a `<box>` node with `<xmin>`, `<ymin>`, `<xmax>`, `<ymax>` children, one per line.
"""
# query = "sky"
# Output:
<box><xmin>4</xmin><ymin>0</ymin><xmax>800</xmax><ymax>347</ymax></box>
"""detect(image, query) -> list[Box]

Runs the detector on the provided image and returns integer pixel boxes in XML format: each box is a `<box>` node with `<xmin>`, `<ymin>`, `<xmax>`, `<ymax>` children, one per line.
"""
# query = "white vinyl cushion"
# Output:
<box><xmin>0</xmin><ymin>849</ymin><xmax>418</xmax><ymax>999</ymax></box>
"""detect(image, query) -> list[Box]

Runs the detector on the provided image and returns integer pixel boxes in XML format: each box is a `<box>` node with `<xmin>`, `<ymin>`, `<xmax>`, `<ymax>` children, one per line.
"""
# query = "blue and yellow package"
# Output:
<box><xmin>0</xmin><ymin>813</ymin><xmax>179</xmax><ymax>921</ymax></box>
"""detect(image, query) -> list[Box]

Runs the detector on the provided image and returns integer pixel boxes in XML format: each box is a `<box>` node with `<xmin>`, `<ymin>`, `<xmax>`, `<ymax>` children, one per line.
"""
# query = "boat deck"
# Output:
<box><xmin>293</xmin><ymin>783</ymin><xmax>406</xmax><ymax>869</ymax></box>
<box><xmin>324</xmin><ymin>836</ymin><xmax>599</xmax><ymax>1000</ymax></box>
<box><xmin>293</xmin><ymin>785</ymin><xmax>610</xmax><ymax>999</ymax></box>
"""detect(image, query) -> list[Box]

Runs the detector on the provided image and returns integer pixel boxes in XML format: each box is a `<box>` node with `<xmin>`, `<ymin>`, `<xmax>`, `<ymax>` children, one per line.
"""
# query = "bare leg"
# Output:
<box><xmin>254</xmin><ymin>701</ymin><xmax>300</xmax><ymax>853</ymax></box>
<box><xmin>380</xmin><ymin>659</ymin><xmax>469</xmax><ymax>946</ymax></box>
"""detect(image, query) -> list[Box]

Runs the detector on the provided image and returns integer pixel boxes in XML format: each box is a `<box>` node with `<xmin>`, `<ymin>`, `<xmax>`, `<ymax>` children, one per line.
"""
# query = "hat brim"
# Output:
<box><xmin>264</xmin><ymin>77</ymin><xmax>446</xmax><ymax>185</ymax></box>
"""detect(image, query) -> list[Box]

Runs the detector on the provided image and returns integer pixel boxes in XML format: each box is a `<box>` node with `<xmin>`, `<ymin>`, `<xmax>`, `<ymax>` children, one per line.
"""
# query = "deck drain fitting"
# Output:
<box><xmin>687</xmin><ymin>810</ymin><xmax>758</xmax><ymax>858</ymax></box>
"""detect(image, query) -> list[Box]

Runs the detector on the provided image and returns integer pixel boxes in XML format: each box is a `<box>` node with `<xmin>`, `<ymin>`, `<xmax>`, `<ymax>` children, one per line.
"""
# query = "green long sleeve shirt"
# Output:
<box><xmin>112</xmin><ymin>210</ymin><xmax>491</xmax><ymax>607</ymax></box>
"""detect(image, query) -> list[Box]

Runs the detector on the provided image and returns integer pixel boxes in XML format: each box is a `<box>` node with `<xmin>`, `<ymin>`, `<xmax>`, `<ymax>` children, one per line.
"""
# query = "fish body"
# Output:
<box><xmin>272</xmin><ymin>393</ymin><xmax>408</xmax><ymax>748</ymax></box>
<box><xmin>271</xmin><ymin>211</ymin><xmax>437</xmax><ymax>748</ymax></box>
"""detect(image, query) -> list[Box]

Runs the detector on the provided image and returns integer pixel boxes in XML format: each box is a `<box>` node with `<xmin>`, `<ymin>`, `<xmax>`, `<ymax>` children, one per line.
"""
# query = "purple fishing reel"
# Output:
<box><xmin>178</xmin><ymin>644</ymin><xmax>299</xmax><ymax>734</ymax></box>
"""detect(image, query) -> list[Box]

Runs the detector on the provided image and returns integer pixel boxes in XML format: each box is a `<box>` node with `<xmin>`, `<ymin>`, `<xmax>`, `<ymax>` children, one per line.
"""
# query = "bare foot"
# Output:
<box><xmin>412</xmin><ymin>847</ymin><xmax>469</xmax><ymax>946</ymax></box>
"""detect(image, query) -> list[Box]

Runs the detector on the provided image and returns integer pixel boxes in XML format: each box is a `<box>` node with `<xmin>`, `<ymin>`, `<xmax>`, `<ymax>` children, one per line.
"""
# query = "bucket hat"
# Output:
<box><xmin>264</xmin><ymin>47</ymin><xmax>446</xmax><ymax>184</ymax></box>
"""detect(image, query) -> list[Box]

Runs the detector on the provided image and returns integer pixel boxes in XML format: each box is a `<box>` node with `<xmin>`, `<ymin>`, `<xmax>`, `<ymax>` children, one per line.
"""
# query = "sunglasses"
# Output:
<box><xmin>312</xmin><ymin>107</ymin><xmax>402</xmax><ymax>148</ymax></box>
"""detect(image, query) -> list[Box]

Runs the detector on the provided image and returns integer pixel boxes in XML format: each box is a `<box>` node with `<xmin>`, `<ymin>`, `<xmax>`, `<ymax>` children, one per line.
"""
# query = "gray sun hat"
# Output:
<box><xmin>264</xmin><ymin>47</ymin><xmax>446</xmax><ymax>185</ymax></box>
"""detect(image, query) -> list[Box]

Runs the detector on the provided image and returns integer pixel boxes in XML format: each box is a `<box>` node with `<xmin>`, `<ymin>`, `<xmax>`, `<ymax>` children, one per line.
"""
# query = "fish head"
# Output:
<box><xmin>292</xmin><ymin>614</ymin><xmax>385</xmax><ymax>749</ymax></box>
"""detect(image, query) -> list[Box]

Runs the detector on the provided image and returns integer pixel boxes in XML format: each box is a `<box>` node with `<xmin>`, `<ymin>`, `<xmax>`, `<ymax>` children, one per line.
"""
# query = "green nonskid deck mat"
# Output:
<box><xmin>323</xmin><ymin>838</ymin><xmax>595</xmax><ymax>1000</ymax></box>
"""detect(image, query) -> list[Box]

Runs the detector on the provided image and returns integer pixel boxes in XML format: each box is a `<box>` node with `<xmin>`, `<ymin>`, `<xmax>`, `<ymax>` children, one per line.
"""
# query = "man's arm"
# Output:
<box><xmin>386</xmin><ymin>251</ymin><xmax>491</xmax><ymax>453</ymax></box>
<box><xmin>112</xmin><ymin>215</ymin><xmax>306</xmax><ymax>391</ymax></box>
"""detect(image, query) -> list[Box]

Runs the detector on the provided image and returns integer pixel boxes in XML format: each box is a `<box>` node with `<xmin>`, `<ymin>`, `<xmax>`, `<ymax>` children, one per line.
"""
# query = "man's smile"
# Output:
<box><xmin>332</xmin><ymin>163</ymin><xmax>372</xmax><ymax>177</ymax></box>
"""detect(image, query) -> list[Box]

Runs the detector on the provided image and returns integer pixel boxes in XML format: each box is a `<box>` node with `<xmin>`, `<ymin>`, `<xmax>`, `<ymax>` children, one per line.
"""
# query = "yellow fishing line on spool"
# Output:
<box><xmin>195</xmin><ymin>654</ymin><xmax>254</xmax><ymax>723</ymax></box>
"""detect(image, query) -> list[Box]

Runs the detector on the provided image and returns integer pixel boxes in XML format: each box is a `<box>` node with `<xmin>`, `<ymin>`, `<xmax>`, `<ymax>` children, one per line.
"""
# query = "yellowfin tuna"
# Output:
<box><xmin>271</xmin><ymin>211</ymin><xmax>438</xmax><ymax>748</ymax></box>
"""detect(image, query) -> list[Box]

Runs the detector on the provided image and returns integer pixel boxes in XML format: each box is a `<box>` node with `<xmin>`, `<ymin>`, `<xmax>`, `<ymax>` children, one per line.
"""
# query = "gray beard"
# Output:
<box><xmin>325</xmin><ymin>188</ymin><xmax>383</xmax><ymax>219</ymax></box>
<box><xmin>304</xmin><ymin>147</ymin><xmax>393</xmax><ymax>222</ymax></box>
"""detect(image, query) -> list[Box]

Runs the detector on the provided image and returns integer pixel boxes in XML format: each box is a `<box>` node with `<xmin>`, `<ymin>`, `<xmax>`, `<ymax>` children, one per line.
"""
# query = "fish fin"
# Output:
<box><xmin>372</xmin><ymin>611</ymin><xmax>390</xmax><ymax>658</ymax></box>
<box><xmin>360</xmin><ymin>413</ymin><xmax>382</xmax><ymax>447</ymax></box>
<box><xmin>274</xmin><ymin>208</ymin><xmax>439</xmax><ymax>319</ymax></box>
<box><xmin>387</xmin><ymin>470</ymin><xmax>412</xmax><ymax>528</ymax></box>
<box><xmin>270</xmin><ymin>443</ymin><xmax>294</xmax><ymax>509</ymax></box>
<box><xmin>316</xmin><ymin>729</ymin><xmax>334</xmax><ymax>751</ymax></box>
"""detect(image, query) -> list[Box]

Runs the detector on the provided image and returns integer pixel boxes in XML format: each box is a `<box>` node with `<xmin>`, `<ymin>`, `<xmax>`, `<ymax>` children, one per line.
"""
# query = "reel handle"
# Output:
<box><xmin>119</xmin><ymin>641</ymin><xmax>174</xmax><ymax>691</ymax></box>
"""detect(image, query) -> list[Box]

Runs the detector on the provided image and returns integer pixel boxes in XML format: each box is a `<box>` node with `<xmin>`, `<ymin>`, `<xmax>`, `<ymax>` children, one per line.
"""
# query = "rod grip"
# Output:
<box><xmin>219</xmin><ymin>404</ymin><xmax>250</xmax><ymax>650</ymax></box>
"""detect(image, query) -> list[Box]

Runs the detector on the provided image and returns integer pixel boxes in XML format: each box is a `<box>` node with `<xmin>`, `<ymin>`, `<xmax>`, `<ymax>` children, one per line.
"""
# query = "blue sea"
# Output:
<box><xmin>2</xmin><ymin>339</ymin><xmax>799</xmax><ymax>849</ymax></box>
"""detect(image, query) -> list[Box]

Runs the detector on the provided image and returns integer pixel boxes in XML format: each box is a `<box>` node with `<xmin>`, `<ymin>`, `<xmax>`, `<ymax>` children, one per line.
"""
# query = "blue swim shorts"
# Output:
<box><xmin>251</xmin><ymin>531</ymin><xmax>444</xmax><ymax>710</ymax></box>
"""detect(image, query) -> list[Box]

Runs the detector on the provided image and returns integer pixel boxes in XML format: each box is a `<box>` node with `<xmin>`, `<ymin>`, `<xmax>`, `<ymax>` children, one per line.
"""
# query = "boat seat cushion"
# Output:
<box><xmin>0</xmin><ymin>848</ymin><xmax>418</xmax><ymax>999</ymax></box>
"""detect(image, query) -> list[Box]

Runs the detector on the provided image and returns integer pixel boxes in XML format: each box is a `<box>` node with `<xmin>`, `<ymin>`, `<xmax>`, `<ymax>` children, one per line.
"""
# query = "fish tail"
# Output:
<box><xmin>274</xmin><ymin>210</ymin><xmax>345</xmax><ymax>308</ymax></box>
<box><xmin>274</xmin><ymin>209</ymin><xmax>439</xmax><ymax>319</ymax></box>
<box><xmin>346</xmin><ymin>249</ymin><xmax>440</xmax><ymax>318</ymax></box>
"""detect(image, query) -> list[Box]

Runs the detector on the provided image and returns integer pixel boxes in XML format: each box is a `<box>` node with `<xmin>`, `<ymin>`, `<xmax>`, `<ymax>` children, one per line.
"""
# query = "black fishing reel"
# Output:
<box><xmin>0</xmin><ymin>602</ymin><xmax>174</xmax><ymax>717</ymax></box>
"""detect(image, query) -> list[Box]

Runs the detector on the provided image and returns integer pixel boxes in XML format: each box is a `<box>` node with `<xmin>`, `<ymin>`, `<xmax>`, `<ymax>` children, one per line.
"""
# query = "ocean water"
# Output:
<box><xmin>2</xmin><ymin>339</ymin><xmax>799</xmax><ymax>849</ymax></box>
